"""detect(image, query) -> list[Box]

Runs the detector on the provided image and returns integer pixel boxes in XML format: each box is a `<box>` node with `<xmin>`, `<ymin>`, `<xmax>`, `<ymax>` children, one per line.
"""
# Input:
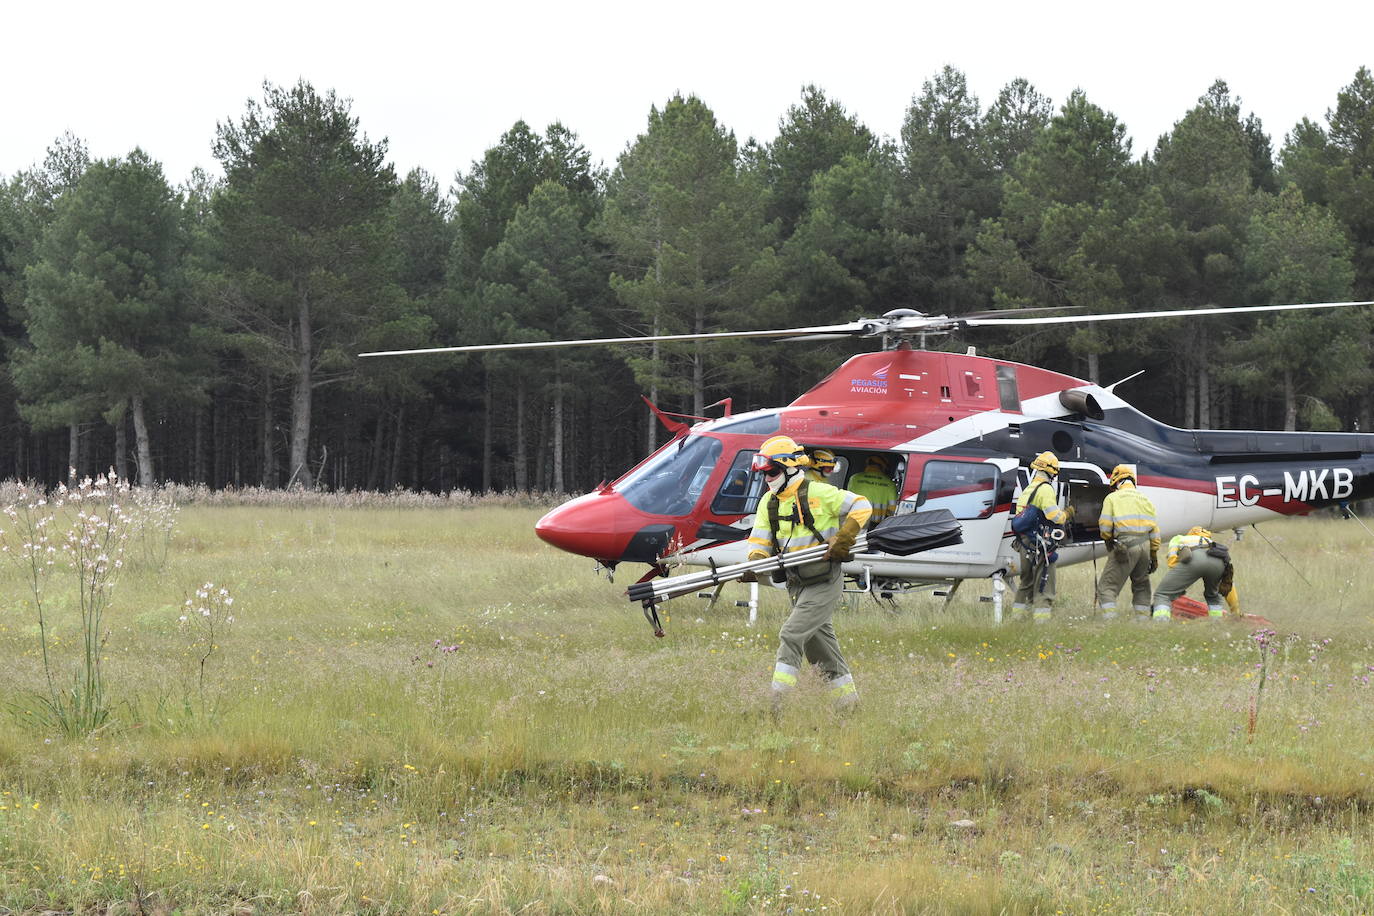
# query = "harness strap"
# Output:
<box><xmin>766</xmin><ymin>478</ymin><xmax>827</xmax><ymax>550</ymax></box>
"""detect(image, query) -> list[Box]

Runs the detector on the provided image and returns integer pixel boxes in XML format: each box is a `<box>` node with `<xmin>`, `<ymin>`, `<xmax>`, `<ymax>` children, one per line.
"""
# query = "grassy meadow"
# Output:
<box><xmin>1</xmin><ymin>497</ymin><xmax>1373</xmax><ymax>914</ymax></box>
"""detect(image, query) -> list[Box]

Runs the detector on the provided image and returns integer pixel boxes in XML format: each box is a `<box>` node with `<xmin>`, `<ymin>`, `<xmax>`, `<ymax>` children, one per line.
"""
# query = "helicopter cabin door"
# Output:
<box><xmin>1057</xmin><ymin>461</ymin><xmax>1112</xmax><ymax>544</ymax></box>
<box><xmin>899</xmin><ymin>456</ymin><xmax>1015</xmax><ymax>577</ymax></box>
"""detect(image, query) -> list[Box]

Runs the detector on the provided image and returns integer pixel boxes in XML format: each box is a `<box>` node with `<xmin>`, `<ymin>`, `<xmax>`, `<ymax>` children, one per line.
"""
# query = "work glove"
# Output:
<box><xmin>1148</xmin><ymin>552</ymin><xmax>1158</xmax><ymax>574</ymax></box>
<box><xmin>739</xmin><ymin>569</ymin><xmax>758</xmax><ymax>583</ymax></box>
<box><xmin>826</xmin><ymin>515</ymin><xmax>863</xmax><ymax>562</ymax></box>
<box><xmin>1177</xmin><ymin>546</ymin><xmax>1192</xmax><ymax>565</ymax></box>
<box><xmin>747</xmin><ymin>550</ymin><xmax>769</xmax><ymax>562</ymax></box>
<box><xmin>825</xmin><ymin>535</ymin><xmax>854</xmax><ymax>562</ymax></box>
<box><xmin>1063</xmin><ymin>505</ymin><xmax>1075</xmax><ymax>522</ymax></box>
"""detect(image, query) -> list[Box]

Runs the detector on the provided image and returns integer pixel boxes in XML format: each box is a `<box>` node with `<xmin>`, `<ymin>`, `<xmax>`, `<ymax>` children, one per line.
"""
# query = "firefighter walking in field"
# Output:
<box><xmin>1151</xmin><ymin>526</ymin><xmax>1235</xmax><ymax>620</ymax></box>
<box><xmin>1013</xmin><ymin>451</ymin><xmax>1070</xmax><ymax>621</ymax></box>
<box><xmin>1095</xmin><ymin>464</ymin><xmax>1160</xmax><ymax>619</ymax></box>
<box><xmin>744</xmin><ymin>436</ymin><xmax>871</xmax><ymax>708</ymax></box>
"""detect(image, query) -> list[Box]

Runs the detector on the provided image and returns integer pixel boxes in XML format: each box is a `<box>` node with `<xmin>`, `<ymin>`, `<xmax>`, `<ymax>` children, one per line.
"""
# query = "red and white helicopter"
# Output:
<box><xmin>364</xmin><ymin>301</ymin><xmax>1374</xmax><ymax>618</ymax></box>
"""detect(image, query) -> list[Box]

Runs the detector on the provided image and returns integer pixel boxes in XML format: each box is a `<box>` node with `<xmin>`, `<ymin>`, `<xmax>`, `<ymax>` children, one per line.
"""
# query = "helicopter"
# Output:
<box><xmin>362</xmin><ymin>301</ymin><xmax>1374</xmax><ymax>617</ymax></box>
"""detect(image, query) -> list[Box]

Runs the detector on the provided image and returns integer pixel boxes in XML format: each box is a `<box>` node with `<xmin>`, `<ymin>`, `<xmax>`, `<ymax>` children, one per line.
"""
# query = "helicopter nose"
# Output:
<box><xmin>535</xmin><ymin>490</ymin><xmax>633</xmax><ymax>561</ymax></box>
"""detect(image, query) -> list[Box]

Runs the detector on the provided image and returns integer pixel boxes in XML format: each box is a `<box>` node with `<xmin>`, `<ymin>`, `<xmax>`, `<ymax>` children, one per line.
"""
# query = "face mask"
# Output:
<box><xmin>766</xmin><ymin>468</ymin><xmax>791</xmax><ymax>494</ymax></box>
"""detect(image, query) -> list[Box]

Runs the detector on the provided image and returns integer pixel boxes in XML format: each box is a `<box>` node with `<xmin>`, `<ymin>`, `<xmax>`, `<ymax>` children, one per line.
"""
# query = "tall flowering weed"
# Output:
<box><xmin>0</xmin><ymin>471</ymin><xmax>134</xmax><ymax>736</ymax></box>
<box><xmin>179</xmin><ymin>581</ymin><xmax>236</xmax><ymax>715</ymax></box>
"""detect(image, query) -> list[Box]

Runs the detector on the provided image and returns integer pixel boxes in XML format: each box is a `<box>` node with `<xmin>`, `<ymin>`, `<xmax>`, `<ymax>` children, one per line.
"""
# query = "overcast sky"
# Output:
<box><xmin>4</xmin><ymin>0</ymin><xmax>1371</xmax><ymax>189</ymax></box>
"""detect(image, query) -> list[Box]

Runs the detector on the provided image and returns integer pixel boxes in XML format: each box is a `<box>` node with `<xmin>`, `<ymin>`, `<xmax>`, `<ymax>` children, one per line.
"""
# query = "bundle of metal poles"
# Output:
<box><xmin>626</xmin><ymin>535</ymin><xmax>869</xmax><ymax>608</ymax></box>
<box><xmin>627</xmin><ymin>509</ymin><xmax>962</xmax><ymax>636</ymax></box>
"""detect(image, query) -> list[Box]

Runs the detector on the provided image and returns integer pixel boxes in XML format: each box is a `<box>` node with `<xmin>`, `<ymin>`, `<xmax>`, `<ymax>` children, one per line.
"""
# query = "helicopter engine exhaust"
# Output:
<box><xmin>1058</xmin><ymin>389</ymin><xmax>1104</xmax><ymax>420</ymax></box>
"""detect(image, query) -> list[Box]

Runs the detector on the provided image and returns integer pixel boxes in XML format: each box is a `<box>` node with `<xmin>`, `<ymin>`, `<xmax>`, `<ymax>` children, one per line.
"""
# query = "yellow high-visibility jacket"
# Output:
<box><xmin>1165</xmin><ymin>533</ymin><xmax>1211</xmax><ymax>567</ymax></box>
<box><xmin>1016</xmin><ymin>472</ymin><xmax>1067</xmax><ymax>525</ymax></box>
<box><xmin>747</xmin><ymin>477</ymin><xmax>872</xmax><ymax>559</ymax></box>
<box><xmin>846</xmin><ymin>470</ymin><xmax>898</xmax><ymax>524</ymax></box>
<box><xmin>1098</xmin><ymin>481</ymin><xmax>1160</xmax><ymax>551</ymax></box>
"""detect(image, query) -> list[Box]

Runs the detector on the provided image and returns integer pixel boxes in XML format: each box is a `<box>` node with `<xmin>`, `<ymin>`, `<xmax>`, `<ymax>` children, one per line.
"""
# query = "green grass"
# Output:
<box><xmin>2</xmin><ymin>504</ymin><xmax>1374</xmax><ymax>913</ymax></box>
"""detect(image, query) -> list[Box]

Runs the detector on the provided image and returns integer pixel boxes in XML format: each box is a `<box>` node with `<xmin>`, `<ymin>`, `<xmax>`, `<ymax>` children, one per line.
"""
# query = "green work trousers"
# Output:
<box><xmin>1152</xmin><ymin>551</ymin><xmax>1226</xmax><ymax>608</ymax></box>
<box><xmin>776</xmin><ymin>563</ymin><xmax>850</xmax><ymax>680</ymax></box>
<box><xmin>1095</xmin><ymin>539</ymin><xmax>1153</xmax><ymax>610</ymax></box>
<box><xmin>1013</xmin><ymin>543</ymin><xmax>1056</xmax><ymax>610</ymax></box>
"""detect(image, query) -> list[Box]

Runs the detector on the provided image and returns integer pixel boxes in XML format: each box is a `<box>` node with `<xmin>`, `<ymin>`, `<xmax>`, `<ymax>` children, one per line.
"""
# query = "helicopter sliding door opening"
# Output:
<box><xmin>1059</xmin><ymin>462</ymin><xmax>1111</xmax><ymax>543</ymax></box>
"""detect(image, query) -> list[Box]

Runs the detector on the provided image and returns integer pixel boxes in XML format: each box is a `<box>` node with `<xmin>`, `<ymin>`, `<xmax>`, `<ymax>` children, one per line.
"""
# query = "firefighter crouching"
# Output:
<box><xmin>1151</xmin><ymin>526</ymin><xmax>1235</xmax><ymax>619</ymax></box>
<box><xmin>1013</xmin><ymin>451</ymin><xmax>1070</xmax><ymax>622</ymax></box>
<box><xmin>1095</xmin><ymin>464</ymin><xmax>1160</xmax><ymax>619</ymax></box>
<box><xmin>743</xmin><ymin>436</ymin><xmax>871</xmax><ymax>708</ymax></box>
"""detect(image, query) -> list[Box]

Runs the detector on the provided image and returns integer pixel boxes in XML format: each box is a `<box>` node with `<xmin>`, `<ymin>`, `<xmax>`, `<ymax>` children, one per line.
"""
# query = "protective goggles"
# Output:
<box><xmin>750</xmin><ymin>453</ymin><xmax>789</xmax><ymax>475</ymax></box>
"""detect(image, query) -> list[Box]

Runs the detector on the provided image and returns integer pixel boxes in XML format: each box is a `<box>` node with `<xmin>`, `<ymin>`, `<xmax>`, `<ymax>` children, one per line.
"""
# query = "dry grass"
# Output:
<box><xmin>1</xmin><ymin>502</ymin><xmax>1373</xmax><ymax>913</ymax></box>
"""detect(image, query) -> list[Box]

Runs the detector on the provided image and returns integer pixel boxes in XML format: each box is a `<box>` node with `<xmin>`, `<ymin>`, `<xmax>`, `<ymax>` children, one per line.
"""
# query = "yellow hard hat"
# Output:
<box><xmin>1109</xmin><ymin>464</ymin><xmax>1135</xmax><ymax>488</ymax></box>
<box><xmin>1187</xmin><ymin>525</ymin><xmax>1212</xmax><ymax>538</ymax></box>
<box><xmin>810</xmin><ymin>448</ymin><xmax>837</xmax><ymax>473</ymax></box>
<box><xmin>866</xmin><ymin>454</ymin><xmax>891</xmax><ymax>473</ymax></box>
<box><xmin>1031</xmin><ymin>451</ymin><xmax>1059</xmax><ymax>475</ymax></box>
<box><xmin>752</xmin><ymin>435</ymin><xmax>808</xmax><ymax>473</ymax></box>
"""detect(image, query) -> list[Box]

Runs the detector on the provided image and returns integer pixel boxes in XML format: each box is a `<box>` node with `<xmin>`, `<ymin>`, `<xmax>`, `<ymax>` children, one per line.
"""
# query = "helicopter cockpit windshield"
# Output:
<box><xmin>617</xmin><ymin>436</ymin><xmax>723</xmax><ymax>516</ymax></box>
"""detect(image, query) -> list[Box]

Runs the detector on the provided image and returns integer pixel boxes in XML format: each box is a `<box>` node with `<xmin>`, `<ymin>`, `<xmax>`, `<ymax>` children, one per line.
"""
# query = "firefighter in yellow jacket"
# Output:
<box><xmin>1013</xmin><ymin>452</ymin><xmax>1070</xmax><ymax>621</ymax></box>
<box><xmin>805</xmin><ymin>447</ymin><xmax>838</xmax><ymax>482</ymax></box>
<box><xmin>846</xmin><ymin>454</ymin><xmax>899</xmax><ymax>527</ymax></box>
<box><xmin>745</xmin><ymin>436</ymin><xmax>871</xmax><ymax>707</ymax></box>
<box><xmin>1095</xmin><ymin>465</ymin><xmax>1161</xmax><ymax>618</ymax></box>
<box><xmin>1151</xmin><ymin>526</ymin><xmax>1237</xmax><ymax>620</ymax></box>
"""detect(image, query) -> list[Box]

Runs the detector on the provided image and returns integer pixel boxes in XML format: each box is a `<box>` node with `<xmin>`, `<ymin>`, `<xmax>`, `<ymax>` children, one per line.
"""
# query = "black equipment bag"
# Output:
<box><xmin>864</xmin><ymin>510</ymin><xmax>963</xmax><ymax>556</ymax></box>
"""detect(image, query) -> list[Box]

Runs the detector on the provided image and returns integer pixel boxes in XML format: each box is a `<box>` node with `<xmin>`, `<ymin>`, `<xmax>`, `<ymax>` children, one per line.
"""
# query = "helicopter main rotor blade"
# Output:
<box><xmin>359</xmin><ymin>321</ymin><xmax>872</xmax><ymax>357</ymax></box>
<box><xmin>964</xmin><ymin>300</ymin><xmax>1374</xmax><ymax>328</ymax></box>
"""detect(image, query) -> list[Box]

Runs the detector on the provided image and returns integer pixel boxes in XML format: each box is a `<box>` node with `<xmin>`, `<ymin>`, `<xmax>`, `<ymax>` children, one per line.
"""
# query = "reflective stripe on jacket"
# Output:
<box><xmin>1165</xmin><ymin>533</ymin><xmax>1212</xmax><ymax>568</ymax></box>
<box><xmin>1098</xmin><ymin>482</ymin><xmax>1160</xmax><ymax>550</ymax></box>
<box><xmin>747</xmin><ymin>478</ymin><xmax>872</xmax><ymax>556</ymax></box>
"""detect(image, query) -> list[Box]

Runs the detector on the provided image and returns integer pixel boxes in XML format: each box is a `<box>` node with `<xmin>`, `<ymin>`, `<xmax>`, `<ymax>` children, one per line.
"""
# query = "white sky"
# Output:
<box><xmin>3</xmin><ymin>0</ymin><xmax>1371</xmax><ymax>189</ymax></box>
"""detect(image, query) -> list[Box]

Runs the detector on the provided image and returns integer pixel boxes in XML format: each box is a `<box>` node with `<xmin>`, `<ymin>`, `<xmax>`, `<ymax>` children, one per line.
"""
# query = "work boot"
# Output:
<box><xmin>1098</xmin><ymin>603</ymin><xmax>1118</xmax><ymax>620</ymax></box>
<box><xmin>1151</xmin><ymin>605</ymin><xmax>1171</xmax><ymax>621</ymax></box>
<box><xmin>1032</xmin><ymin>607</ymin><xmax>1052</xmax><ymax>623</ymax></box>
<box><xmin>1206</xmin><ymin>604</ymin><xmax>1226</xmax><ymax>618</ymax></box>
<box><xmin>828</xmin><ymin>674</ymin><xmax>858</xmax><ymax>712</ymax></box>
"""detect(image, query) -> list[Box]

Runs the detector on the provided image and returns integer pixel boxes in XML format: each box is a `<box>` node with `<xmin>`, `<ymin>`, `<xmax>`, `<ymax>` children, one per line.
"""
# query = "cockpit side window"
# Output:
<box><xmin>712</xmin><ymin>450</ymin><xmax>767</xmax><ymax>516</ymax></box>
<box><xmin>617</xmin><ymin>436</ymin><xmax>724</xmax><ymax>516</ymax></box>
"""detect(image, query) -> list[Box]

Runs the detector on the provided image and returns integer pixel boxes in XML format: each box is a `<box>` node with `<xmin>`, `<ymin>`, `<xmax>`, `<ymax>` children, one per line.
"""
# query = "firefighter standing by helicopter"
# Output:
<box><xmin>1095</xmin><ymin>464</ymin><xmax>1161</xmax><ymax>619</ymax></box>
<box><xmin>1012</xmin><ymin>452</ymin><xmax>1071</xmax><ymax>621</ymax></box>
<box><xmin>805</xmin><ymin>447</ymin><xmax>838</xmax><ymax>482</ymax></box>
<box><xmin>743</xmin><ymin>436</ymin><xmax>871</xmax><ymax>708</ymax></box>
<box><xmin>846</xmin><ymin>455</ymin><xmax>899</xmax><ymax>528</ymax></box>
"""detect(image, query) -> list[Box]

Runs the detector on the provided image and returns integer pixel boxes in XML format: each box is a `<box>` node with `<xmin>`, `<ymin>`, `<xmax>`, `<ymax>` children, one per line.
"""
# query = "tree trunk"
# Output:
<box><xmin>68</xmin><ymin>422</ymin><xmax>79</xmax><ymax>479</ymax></box>
<box><xmin>1198</xmin><ymin>365</ymin><xmax>1211</xmax><ymax>430</ymax></box>
<box><xmin>114</xmin><ymin>410</ymin><xmax>128</xmax><ymax>482</ymax></box>
<box><xmin>482</xmin><ymin>368</ymin><xmax>493</xmax><ymax>493</ymax></box>
<box><xmin>693</xmin><ymin>309</ymin><xmax>704</xmax><ymax>419</ymax></box>
<box><xmin>388</xmin><ymin>406</ymin><xmax>405</xmax><ymax>489</ymax></box>
<box><xmin>1283</xmin><ymin>369</ymin><xmax>1297</xmax><ymax>431</ymax></box>
<box><xmin>514</xmin><ymin>378</ymin><xmax>528</xmax><ymax>491</ymax></box>
<box><xmin>262</xmin><ymin>378</ymin><xmax>277</xmax><ymax>487</ymax></box>
<box><xmin>552</xmin><ymin>358</ymin><xmax>565</xmax><ymax>494</ymax></box>
<box><xmin>1183</xmin><ymin>365</ymin><xmax>1197</xmax><ymax>429</ymax></box>
<box><xmin>647</xmin><ymin>242</ymin><xmax>662</xmax><ymax>454</ymax></box>
<box><xmin>289</xmin><ymin>294</ymin><xmax>314</xmax><ymax>489</ymax></box>
<box><xmin>131</xmin><ymin>394</ymin><xmax>154</xmax><ymax>487</ymax></box>
<box><xmin>193</xmin><ymin>406</ymin><xmax>206</xmax><ymax>484</ymax></box>
<box><xmin>367</xmin><ymin>410</ymin><xmax>386</xmax><ymax>490</ymax></box>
